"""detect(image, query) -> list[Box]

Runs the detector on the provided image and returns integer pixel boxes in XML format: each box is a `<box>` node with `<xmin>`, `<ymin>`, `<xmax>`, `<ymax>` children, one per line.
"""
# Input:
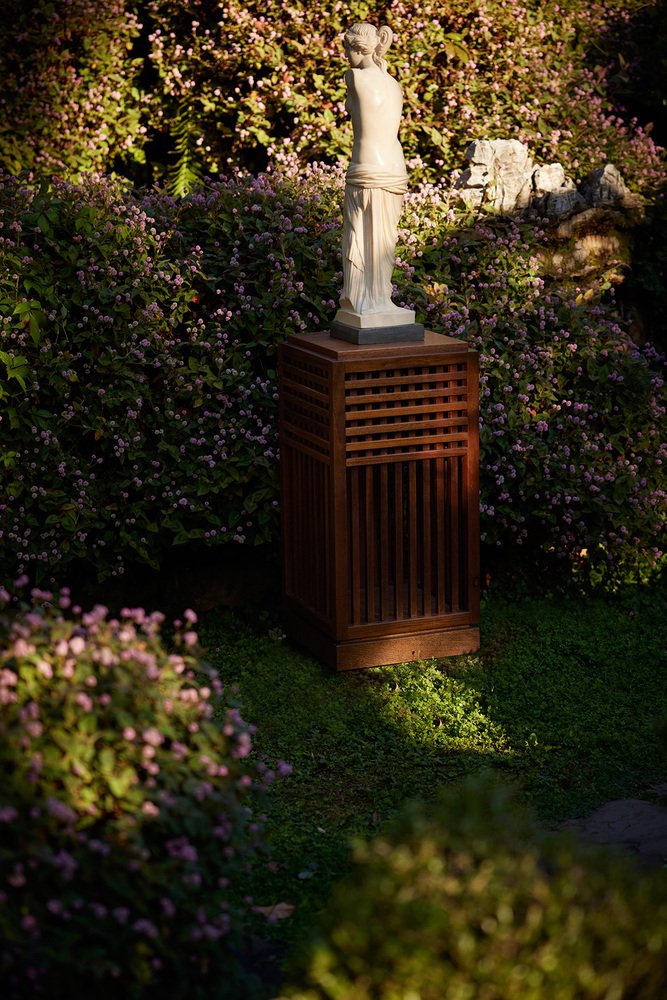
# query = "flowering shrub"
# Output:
<box><xmin>128</xmin><ymin>0</ymin><xmax>666</xmax><ymax>193</ymax></box>
<box><xmin>0</xmin><ymin>0</ymin><xmax>146</xmax><ymax>179</ymax></box>
<box><xmin>406</xmin><ymin>207</ymin><xmax>667</xmax><ymax>584</ymax></box>
<box><xmin>0</xmin><ymin>164</ymin><xmax>665</xmax><ymax>587</ymax></box>
<box><xmin>0</xmin><ymin>584</ymin><xmax>287</xmax><ymax>997</ymax></box>
<box><xmin>0</xmin><ymin>1</ymin><xmax>664</xmax><ymax>196</ymax></box>
<box><xmin>0</xmin><ymin>171</ymin><xmax>292</xmax><ymax>581</ymax></box>
<box><xmin>281</xmin><ymin>775</ymin><xmax>667</xmax><ymax>1000</ymax></box>
<box><xmin>158</xmin><ymin>0</ymin><xmax>666</xmax><ymax>194</ymax></box>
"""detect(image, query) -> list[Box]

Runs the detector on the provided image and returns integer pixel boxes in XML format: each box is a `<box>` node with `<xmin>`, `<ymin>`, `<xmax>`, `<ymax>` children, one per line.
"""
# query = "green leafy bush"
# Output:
<box><xmin>0</xmin><ymin>1</ymin><xmax>664</xmax><ymax>196</ymax></box>
<box><xmin>0</xmin><ymin>171</ymin><xmax>292</xmax><ymax>581</ymax></box>
<box><xmin>1</xmin><ymin>166</ymin><xmax>664</xmax><ymax>587</ymax></box>
<box><xmin>0</xmin><ymin>584</ymin><xmax>288</xmax><ymax>998</ymax></box>
<box><xmin>0</xmin><ymin>0</ymin><xmax>146</xmax><ymax>179</ymax></box>
<box><xmin>408</xmin><ymin>209</ymin><xmax>667</xmax><ymax>585</ymax></box>
<box><xmin>105</xmin><ymin>0</ymin><xmax>663</xmax><ymax>193</ymax></box>
<box><xmin>133</xmin><ymin>0</ymin><xmax>667</xmax><ymax>193</ymax></box>
<box><xmin>281</xmin><ymin>775</ymin><xmax>667</xmax><ymax>1000</ymax></box>
<box><xmin>141</xmin><ymin>0</ymin><xmax>667</xmax><ymax>194</ymax></box>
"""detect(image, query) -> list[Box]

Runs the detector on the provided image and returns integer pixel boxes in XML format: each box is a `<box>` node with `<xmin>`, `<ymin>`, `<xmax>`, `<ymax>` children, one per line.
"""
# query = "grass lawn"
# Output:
<box><xmin>199</xmin><ymin>576</ymin><xmax>667</xmax><ymax>984</ymax></box>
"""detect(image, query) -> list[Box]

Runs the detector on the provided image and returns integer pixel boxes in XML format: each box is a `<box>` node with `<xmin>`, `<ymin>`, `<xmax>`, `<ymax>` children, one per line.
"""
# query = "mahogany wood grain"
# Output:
<box><xmin>278</xmin><ymin>330</ymin><xmax>480</xmax><ymax>670</ymax></box>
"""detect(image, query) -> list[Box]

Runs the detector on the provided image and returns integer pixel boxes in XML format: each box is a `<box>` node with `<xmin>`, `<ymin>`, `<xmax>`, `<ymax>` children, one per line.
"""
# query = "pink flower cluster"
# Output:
<box><xmin>0</xmin><ymin>585</ymin><xmax>291</xmax><ymax>993</ymax></box>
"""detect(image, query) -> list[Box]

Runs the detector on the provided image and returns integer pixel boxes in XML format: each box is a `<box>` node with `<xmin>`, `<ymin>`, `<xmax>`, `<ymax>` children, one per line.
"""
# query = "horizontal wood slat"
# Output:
<box><xmin>343</xmin><ymin>362</ymin><xmax>470</xmax><ymax>461</ymax></box>
<box><xmin>280</xmin><ymin>352</ymin><xmax>331</xmax><ymax>458</ymax></box>
<box><xmin>347</xmin><ymin>399</ymin><xmax>467</xmax><ymax>419</ymax></box>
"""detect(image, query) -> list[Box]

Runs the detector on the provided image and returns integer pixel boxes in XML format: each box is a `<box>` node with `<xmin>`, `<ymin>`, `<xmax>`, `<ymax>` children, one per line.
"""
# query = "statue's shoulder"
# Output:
<box><xmin>346</xmin><ymin>67</ymin><xmax>382</xmax><ymax>94</ymax></box>
<box><xmin>386</xmin><ymin>72</ymin><xmax>402</xmax><ymax>94</ymax></box>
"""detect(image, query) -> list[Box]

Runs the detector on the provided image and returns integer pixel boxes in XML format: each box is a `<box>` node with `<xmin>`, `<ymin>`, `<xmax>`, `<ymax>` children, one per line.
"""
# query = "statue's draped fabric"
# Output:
<box><xmin>341</xmin><ymin>164</ymin><xmax>408</xmax><ymax>314</ymax></box>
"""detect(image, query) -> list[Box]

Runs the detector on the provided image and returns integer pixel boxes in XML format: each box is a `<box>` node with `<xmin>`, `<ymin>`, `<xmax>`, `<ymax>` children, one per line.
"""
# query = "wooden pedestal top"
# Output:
<box><xmin>287</xmin><ymin>329</ymin><xmax>471</xmax><ymax>363</ymax></box>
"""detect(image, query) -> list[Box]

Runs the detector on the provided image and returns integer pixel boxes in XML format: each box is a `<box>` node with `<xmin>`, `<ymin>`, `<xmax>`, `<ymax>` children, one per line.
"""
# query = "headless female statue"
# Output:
<box><xmin>335</xmin><ymin>23</ymin><xmax>418</xmax><ymax>334</ymax></box>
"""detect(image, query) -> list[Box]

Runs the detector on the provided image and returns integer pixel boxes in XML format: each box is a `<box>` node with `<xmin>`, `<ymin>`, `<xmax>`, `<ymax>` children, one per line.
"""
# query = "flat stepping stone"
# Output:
<box><xmin>562</xmin><ymin>792</ymin><xmax>667</xmax><ymax>871</ymax></box>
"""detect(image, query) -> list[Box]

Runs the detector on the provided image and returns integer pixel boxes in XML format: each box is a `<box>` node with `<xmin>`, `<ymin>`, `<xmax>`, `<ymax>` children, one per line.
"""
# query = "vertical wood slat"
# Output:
<box><xmin>436</xmin><ymin>457</ymin><xmax>447</xmax><ymax>615</ymax></box>
<box><xmin>283</xmin><ymin>448</ymin><xmax>331</xmax><ymax>618</ymax></box>
<box><xmin>350</xmin><ymin>469</ymin><xmax>361</xmax><ymax>625</ymax></box>
<box><xmin>323</xmin><ymin>453</ymin><xmax>331</xmax><ymax>619</ymax></box>
<box><xmin>450</xmin><ymin>457</ymin><xmax>460</xmax><ymax>612</ymax></box>
<box><xmin>459</xmin><ymin>455</ymin><xmax>469</xmax><ymax>617</ymax></box>
<box><xmin>394</xmin><ymin>462</ymin><xmax>404</xmax><ymax>620</ymax></box>
<box><xmin>307</xmin><ymin>453</ymin><xmax>317</xmax><ymax>610</ymax></box>
<box><xmin>408</xmin><ymin>462</ymin><xmax>418</xmax><ymax>617</ymax></box>
<box><xmin>365</xmin><ymin>465</ymin><xmax>375</xmax><ymax>622</ymax></box>
<box><xmin>466</xmin><ymin>348</ymin><xmax>481</xmax><ymax>624</ymax></box>
<box><xmin>422</xmin><ymin>460</ymin><xmax>432</xmax><ymax>616</ymax></box>
<box><xmin>314</xmin><ymin>455</ymin><xmax>324</xmax><ymax>614</ymax></box>
<box><xmin>380</xmin><ymin>464</ymin><xmax>390</xmax><ymax>620</ymax></box>
<box><xmin>330</xmin><ymin>359</ymin><xmax>348</xmax><ymax>635</ymax></box>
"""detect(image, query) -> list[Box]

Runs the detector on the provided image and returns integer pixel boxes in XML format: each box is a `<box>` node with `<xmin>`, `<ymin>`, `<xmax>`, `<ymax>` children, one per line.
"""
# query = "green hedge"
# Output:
<box><xmin>0</xmin><ymin>1</ymin><xmax>664</xmax><ymax>194</ymax></box>
<box><xmin>281</xmin><ymin>775</ymin><xmax>667</xmax><ymax>1000</ymax></box>
<box><xmin>1</xmin><ymin>166</ymin><xmax>665</xmax><ymax>587</ymax></box>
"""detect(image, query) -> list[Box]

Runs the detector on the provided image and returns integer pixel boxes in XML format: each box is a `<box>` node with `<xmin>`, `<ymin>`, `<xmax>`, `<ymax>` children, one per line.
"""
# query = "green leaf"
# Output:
<box><xmin>0</xmin><ymin>351</ymin><xmax>30</xmax><ymax>390</ymax></box>
<box><xmin>537</xmin><ymin>116</ymin><xmax>551</xmax><ymax>137</ymax></box>
<box><xmin>99</xmin><ymin>747</ymin><xmax>116</xmax><ymax>776</ymax></box>
<box><xmin>108</xmin><ymin>767</ymin><xmax>136</xmax><ymax>799</ymax></box>
<box><xmin>422</xmin><ymin>124</ymin><xmax>445</xmax><ymax>147</ymax></box>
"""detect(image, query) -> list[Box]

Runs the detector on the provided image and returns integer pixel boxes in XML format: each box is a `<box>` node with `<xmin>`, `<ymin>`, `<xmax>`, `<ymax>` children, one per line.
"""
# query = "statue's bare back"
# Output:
<box><xmin>346</xmin><ymin>66</ymin><xmax>405</xmax><ymax>172</ymax></box>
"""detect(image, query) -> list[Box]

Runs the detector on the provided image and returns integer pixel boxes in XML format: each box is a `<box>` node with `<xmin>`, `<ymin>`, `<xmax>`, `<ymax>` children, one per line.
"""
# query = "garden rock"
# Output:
<box><xmin>454</xmin><ymin>139</ymin><xmax>640</xmax><ymax>220</ymax></box>
<box><xmin>532</xmin><ymin>162</ymin><xmax>586</xmax><ymax>218</ymax></box>
<box><xmin>453</xmin><ymin>140</ymin><xmax>646</xmax><ymax>288</ymax></box>
<box><xmin>579</xmin><ymin>163</ymin><xmax>639</xmax><ymax>210</ymax></box>
<box><xmin>455</xmin><ymin>138</ymin><xmax>535</xmax><ymax>212</ymax></box>
<box><xmin>542</xmin><ymin>207</ymin><xmax>631</xmax><ymax>279</ymax></box>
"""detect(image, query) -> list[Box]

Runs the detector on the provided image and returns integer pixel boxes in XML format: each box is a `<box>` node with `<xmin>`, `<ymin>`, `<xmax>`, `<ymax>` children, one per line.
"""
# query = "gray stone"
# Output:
<box><xmin>455</xmin><ymin>138</ymin><xmax>534</xmax><ymax>213</ymax></box>
<box><xmin>330</xmin><ymin>320</ymin><xmax>425</xmax><ymax>345</ymax></box>
<box><xmin>561</xmin><ymin>794</ymin><xmax>667</xmax><ymax>872</ymax></box>
<box><xmin>579</xmin><ymin>163</ymin><xmax>634</xmax><ymax>207</ymax></box>
<box><xmin>453</xmin><ymin>140</ymin><xmax>641</xmax><ymax>220</ymax></box>
<box><xmin>532</xmin><ymin>162</ymin><xmax>569</xmax><ymax>195</ymax></box>
<box><xmin>532</xmin><ymin>162</ymin><xmax>586</xmax><ymax>218</ymax></box>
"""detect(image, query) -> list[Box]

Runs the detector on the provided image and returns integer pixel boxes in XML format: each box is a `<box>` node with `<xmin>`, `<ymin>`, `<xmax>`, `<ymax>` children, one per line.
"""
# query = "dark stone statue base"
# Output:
<box><xmin>330</xmin><ymin>321</ymin><xmax>425</xmax><ymax>345</ymax></box>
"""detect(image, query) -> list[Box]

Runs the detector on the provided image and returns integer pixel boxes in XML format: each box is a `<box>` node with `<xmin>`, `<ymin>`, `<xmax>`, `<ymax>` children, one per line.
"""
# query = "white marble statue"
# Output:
<box><xmin>334</xmin><ymin>22</ymin><xmax>419</xmax><ymax>336</ymax></box>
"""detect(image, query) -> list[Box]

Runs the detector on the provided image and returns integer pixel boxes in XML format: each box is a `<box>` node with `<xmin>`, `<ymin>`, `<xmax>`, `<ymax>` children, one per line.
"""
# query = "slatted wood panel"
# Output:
<box><xmin>345</xmin><ymin>363</ymin><xmax>469</xmax><ymax>462</ymax></box>
<box><xmin>280</xmin><ymin>355</ymin><xmax>330</xmax><ymax>460</ymax></box>
<box><xmin>279</xmin><ymin>332</ymin><xmax>480</xmax><ymax>670</ymax></box>
<box><xmin>280</xmin><ymin>352</ymin><xmax>333</xmax><ymax>624</ymax></box>
<box><xmin>346</xmin><ymin>456</ymin><xmax>469</xmax><ymax>626</ymax></box>
<box><xmin>281</xmin><ymin>446</ymin><xmax>333</xmax><ymax>622</ymax></box>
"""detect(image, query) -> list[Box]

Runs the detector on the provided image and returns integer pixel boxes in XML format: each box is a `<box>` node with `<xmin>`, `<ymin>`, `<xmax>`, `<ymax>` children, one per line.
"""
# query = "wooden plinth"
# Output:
<box><xmin>278</xmin><ymin>330</ymin><xmax>480</xmax><ymax>671</ymax></box>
